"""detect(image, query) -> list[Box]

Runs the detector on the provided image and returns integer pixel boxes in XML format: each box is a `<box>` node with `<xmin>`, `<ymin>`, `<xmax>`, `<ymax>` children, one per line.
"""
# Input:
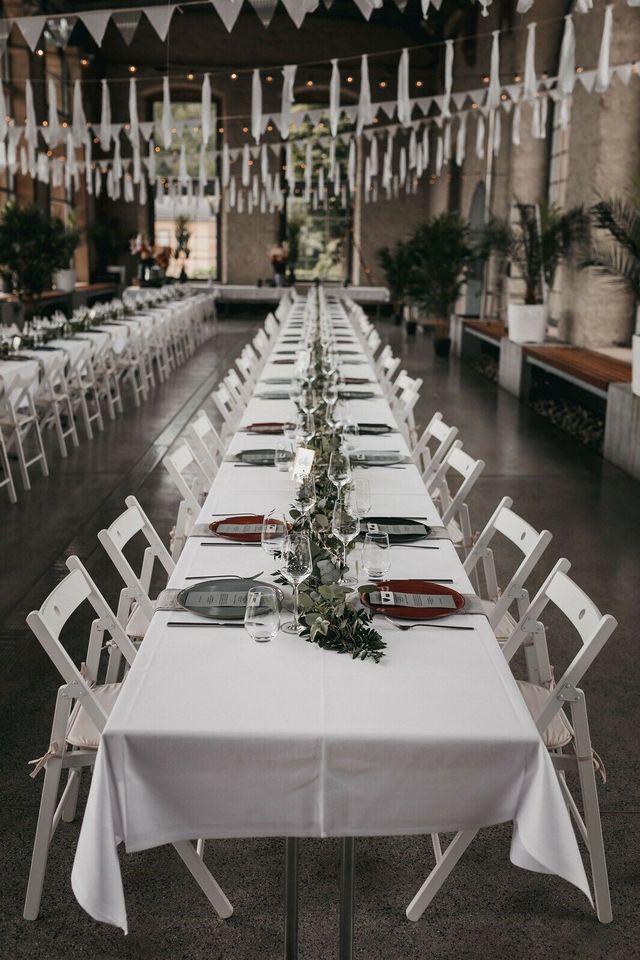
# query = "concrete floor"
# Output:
<box><xmin>1</xmin><ymin>317</ymin><xmax>639</xmax><ymax>960</ymax></box>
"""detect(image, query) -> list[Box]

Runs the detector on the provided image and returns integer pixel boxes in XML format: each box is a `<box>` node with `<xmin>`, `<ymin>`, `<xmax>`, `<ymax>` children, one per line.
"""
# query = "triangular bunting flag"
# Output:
<box><xmin>80</xmin><ymin>10</ymin><xmax>112</xmax><ymax>47</ymax></box>
<box><xmin>112</xmin><ymin>11</ymin><xmax>141</xmax><ymax>45</ymax></box>
<box><xmin>250</xmin><ymin>0</ymin><xmax>278</xmax><ymax>27</ymax></box>
<box><xmin>46</xmin><ymin>16</ymin><xmax>77</xmax><ymax>48</ymax></box>
<box><xmin>212</xmin><ymin>0</ymin><xmax>243</xmax><ymax>32</ymax></box>
<box><xmin>145</xmin><ymin>5</ymin><xmax>175</xmax><ymax>42</ymax></box>
<box><xmin>15</xmin><ymin>16</ymin><xmax>47</xmax><ymax>52</ymax></box>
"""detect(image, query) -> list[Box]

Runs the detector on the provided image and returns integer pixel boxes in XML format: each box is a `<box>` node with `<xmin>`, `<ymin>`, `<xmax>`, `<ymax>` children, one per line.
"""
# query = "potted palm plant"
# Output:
<box><xmin>377</xmin><ymin>239</ymin><xmax>413</xmax><ymax>327</ymax></box>
<box><xmin>583</xmin><ymin>194</ymin><xmax>640</xmax><ymax>396</ymax></box>
<box><xmin>0</xmin><ymin>202</ymin><xmax>68</xmax><ymax>317</ymax></box>
<box><xmin>51</xmin><ymin>214</ymin><xmax>81</xmax><ymax>292</ymax></box>
<box><xmin>408</xmin><ymin>214</ymin><xmax>476</xmax><ymax>356</ymax></box>
<box><xmin>486</xmin><ymin>202</ymin><xmax>589</xmax><ymax>344</ymax></box>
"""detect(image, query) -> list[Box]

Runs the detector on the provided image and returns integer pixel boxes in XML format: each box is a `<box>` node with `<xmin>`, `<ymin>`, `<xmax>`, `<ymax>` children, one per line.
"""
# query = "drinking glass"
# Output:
<box><xmin>280</xmin><ymin>532</ymin><xmax>313</xmax><ymax>634</ymax></box>
<box><xmin>292</xmin><ymin>473</ymin><xmax>316</xmax><ymax>520</ymax></box>
<box><xmin>261</xmin><ymin>511</ymin><xmax>288</xmax><ymax>558</ymax></box>
<box><xmin>346</xmin><ymin>478</ymin><xmax>371</xmax><ymax>519</ymax></box>
<box><xmin>341</xmin><ymin>418</ymin><xmax>360</xmax><ymax>453</ymax></box>
<box><xmin>328</xmin><ymin>450</ymin><xmax>351</xmax><ymax>494</ymax></box>
<box><xmin>283</xmin><ymin>418</ymin><xmax>300</xmax><ymax>443</ymax></box>
<box><xmin>274</xmin><ymin>440</ymin><xmax>293</xmax><ymax>472</ymax></box>
<box><xmin>331</xmin><ymin>501</ymin><xmax>360</xmax><ymax>585</ymax></box>
<box><xmin>362</xmin><ymin>532</ymin><xmax>391</xmax><ymax>580</ymax></box>
<box><xmin>244</xmin><ymin>586</ymin><xmax>280</xmax><ymax>643</ymax></box>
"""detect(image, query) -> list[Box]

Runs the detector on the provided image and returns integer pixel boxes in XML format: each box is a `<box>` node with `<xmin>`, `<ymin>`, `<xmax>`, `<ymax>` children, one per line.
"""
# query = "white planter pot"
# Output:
<box><xmin>632</xmin><ymin>334</ymin><xmax>640</xmax><ymax>398</ymax></box>
<box><xmin>507</xmin><ymin>303</ymin><xmax>548</xmax><ymax>345</ymax></box>
<box><xmin>53</xmin><ymin>268</ymin><xmax>76</xmax><ymax>292</ymax></box>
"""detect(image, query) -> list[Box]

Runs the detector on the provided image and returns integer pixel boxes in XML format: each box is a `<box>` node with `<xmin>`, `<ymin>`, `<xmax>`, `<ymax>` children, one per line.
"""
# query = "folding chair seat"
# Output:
<box><xmin>463</xmin><ymin>496</ymin><xmax>552</xmax><ymax>657</ymax></box>
<box><xmin>24</xmin><ymin>556</ymin><xmax>232</xmax><ymax>924</ymax></box>
<box><xmin>98</xmin><ymin>495</ymin><xmax>175</xmax><ymax>643</ymax></box>
<box><xmin>0</xmin><ymin>423</ymin><xmax>18</xmax><ymax>502</ymax></box>
<box><xmin>35</xmin><ymin>354</ymin><xmax>80</xmax><ymax>458</ymax></box>
<box><xmin>0</xmin><ymin>374</ymin><xmax>49</xmax><ymax>491</ymax></box>
<box><xmin>407</xmin><ymin>559</ymin><xmax>617</xmax><ymax>926</ymax></box>
<box><xmin>426</xmin><ymin>442</ymin><xmax>485</xmax><ymax>553</ymax></box>
<box><xmin>413</xmin><ymin>412</ymin><xmax>459</xmax><ymax>485</ymax></box>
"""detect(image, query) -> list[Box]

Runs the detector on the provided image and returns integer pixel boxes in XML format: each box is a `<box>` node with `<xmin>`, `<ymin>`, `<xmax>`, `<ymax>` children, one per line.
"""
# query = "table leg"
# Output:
<box><xmin>339</xmin><ymin>837</ymin><xmax>355</xmax><ymax>960</ymax></box>
<box><xmin>284</xmin><ymin>838</ymin><xmax>299</xmax><ymax>960</ymax></box>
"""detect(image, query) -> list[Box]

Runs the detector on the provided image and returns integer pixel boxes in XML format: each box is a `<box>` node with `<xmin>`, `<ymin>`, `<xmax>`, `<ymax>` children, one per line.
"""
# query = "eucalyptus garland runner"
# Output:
<box><xmin>274</xmin><ymin>292</ymin><xmax>387</xmax><ymax>664</ymax></box>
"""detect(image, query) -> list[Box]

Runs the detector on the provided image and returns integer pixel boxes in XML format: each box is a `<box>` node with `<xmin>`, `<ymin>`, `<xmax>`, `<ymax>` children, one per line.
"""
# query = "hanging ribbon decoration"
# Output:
<box><xmin>72</xmin><ymin>80</ymin><xmax>86</xmax><ymax>147</ymax></box>
<box><xmin>99</xmin><ymin>79</ymin><xmax>112</xmax><ymax>149</ymax></box>
<box><xmin>523</xmin><ymin>22</ymin><xmax>537</xmax><ymax>102</ymax></box>
<box><xmin>595</xmin><ymin>5</ymin><xmax>614</xmax><ymax>93</ymax></box>
<box><xmin>486</xmin><ymin>31</ymin><xmax>501</xmax><ymax>111</ymax></box>
<box><xmin>280</xmin><ymin>64</ymin><xmax>296</xmax><ymax>138</ymax></box>
<box><xmin>329</xmin><ymin>59</ymin><xmax>340</xmax><ymax>138</ymax></box>
<box><xmin>251</xmin><ymin>69</ymin><xmax>263</xmax><ymax>144</ymax></box>
<box><xmin>396</xmin><ymin>48</ymin><xmax>411</xmax><ymax>126</ymax></box>
<box><xmin>557</xmin><ymin>14</ymin><xmax>576</xmax><ymax>129</ymax></box>
<box><xmin>201</xmin><ymin>73</ymin><xmax>212</xmax><ymax>145</ymax></box>
<box><xmin>443</xmin><ymin>39</ymin><xmax>454</xmax><ymax>118</ymax></box>
<box><xmin>161</xmin><ymin>75</ymin><xmax>173</xmax><ymax>149</ymax></box>
<box><xmin>356</xmin><ymin>54</ymin><xmax>374</xmax><ymax>135</ymax></box>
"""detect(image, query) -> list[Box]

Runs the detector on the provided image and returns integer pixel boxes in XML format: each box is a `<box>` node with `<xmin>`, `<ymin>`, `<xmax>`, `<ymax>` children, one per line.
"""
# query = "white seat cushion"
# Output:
<box><xmin>66</xmin><ymin>682</ymin><xmax>121</xmax><ymax>749</ymax></box>
<box><xmin>481</xmin><ymin>599</ymin><xmax>516</xmax><ymax>641</ymax></box>
<box><xmin>517</xmin><ymin>680</ymin><xmax>573</xmax><ymax>750</ymax></box>
<box><xmin>126</xmin><ymin>603</ymin><xmax>150</xmax><ymax>639</ymax></box>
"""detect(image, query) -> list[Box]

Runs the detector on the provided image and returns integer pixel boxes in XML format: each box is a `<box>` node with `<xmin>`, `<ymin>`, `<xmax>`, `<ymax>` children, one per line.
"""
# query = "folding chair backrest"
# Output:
<box><xmin>211</xmin><ymin>383</ymin><xmax>238</xmax><ymax>426</ymax></box>
<box><xmin>163</xmin><ymin>441</ymin><xmax>208</xmax><ymax>516</ymax></box>
<box><xmin>26</xmin><ymin>557</ymin><xmax>137</xmax><ymax>734</ymax></box>
<box><xmin>502</xmin><ymin>559</ymin><xmax>618</xmax><ymax>733</ymax></box>
<box><xmin>413</xmin><ymin>412</ymin><xmax>459</xmax><ymax>478</ymax></box>
<box><xmin>464</xmin><ymin>496</ymin><xmax>552</xmax><ymax>631</ymax></box>
<box><xmin>98</xmin><ymin>495</ymin><xmax>175</xmax><ymax>622</ymax></box>
<box><xmin>186</xmin><ymin>410</ymin><xmax>224</xmax><ymax>475</ymax></box>
<box><xmin>264</xmin><ymin>313</ymin><xmax>279</xmax><ymax>338</ymax></box>
<box><xmin>225</xmin><ymin>367</ymin><xmax>249</xmax><ymax>405</ymax></box>
<box><xmin>428</xmin><ymin>442</ymin><xmax>485</xmax><ymax>528</ymax></box>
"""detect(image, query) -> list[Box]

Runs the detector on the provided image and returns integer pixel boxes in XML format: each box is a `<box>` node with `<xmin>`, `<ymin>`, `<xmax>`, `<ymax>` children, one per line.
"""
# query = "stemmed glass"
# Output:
<box><xmin>341</xmin><ymin>418</ymin><xmax>359</xmax><ymax>454</ymax></box>
<box><xmin>291</xmin><ymin>474</ymin><xmax>316</xmax><ymax>522</ymax></box>
<box><xmin>328</xmin><ymin>450</ymin><xmax>351</xmax><ymax>495</ymax></box>
<box><xmin>261</xmin><ymin>511</ymin><xmax>288</xmax><ymax>558</ymax></box>
<box><xmin>280</xmin><ymin>532</ymin><xmax>313</xmax><ymax>634</ymax></box>
<box><xmin>331</xmin><ymin>501</ymin><xmax>360</xmax><ymax>585</ymax></box>
<box><xmin>345</xmin><ymin>478</ymin><xmax>371</xmax><ymax>519</ymax></box>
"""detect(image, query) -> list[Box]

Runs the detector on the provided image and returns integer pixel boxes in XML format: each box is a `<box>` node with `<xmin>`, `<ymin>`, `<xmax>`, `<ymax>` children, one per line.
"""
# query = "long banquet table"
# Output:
<box><xmin>71</xmin><ymin>291</ymin><xmax>590</xmax><ymax>954</ymax></box>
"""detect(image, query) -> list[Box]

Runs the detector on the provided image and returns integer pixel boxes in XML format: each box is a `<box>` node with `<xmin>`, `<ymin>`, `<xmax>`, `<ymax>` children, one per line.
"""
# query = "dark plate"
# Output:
<box><xmin>361</xmin><ymin>580</ymin><xmax>465</xmax><ymax>620</ymax></box>
<box><xmin>360</xmin><ymin>516</ymin><xmax>431</xmax><ymax>543</ymax></box>
<box><xmin>177</xmin><ymin>577</ymin><xmax>281</xmax><ymax>620</ymax></box>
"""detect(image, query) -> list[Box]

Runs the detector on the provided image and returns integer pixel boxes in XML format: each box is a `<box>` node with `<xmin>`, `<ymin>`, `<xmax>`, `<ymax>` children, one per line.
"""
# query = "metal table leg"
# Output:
<box><xmin>339</xmin><ymin>837</ymin><xmax>355</xmax><ymax>960</ymax></box>
<box><xmin>284</xmin><ymin>838</ymin><xmax>299</xmax><ymax>960</ymax></box>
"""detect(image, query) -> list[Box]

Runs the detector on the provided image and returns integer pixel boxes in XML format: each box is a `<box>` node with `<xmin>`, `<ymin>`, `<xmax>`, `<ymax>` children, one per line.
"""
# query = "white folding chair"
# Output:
<box><xmin>412</xmin><ymin>412</ymin><xmax>459</xmax><ymax>485</ymax></box>
<box><xmin>116</xmin><ymin>326</ymin><xmax>149</xmax><ymax>407</ymax></box>
<box><xmin>0</xmin><ymin>423</ymin><xmax>18</xmax><ymax>502</ymax></box>
<box><xmin>98</xmin><ymin>495</ymin><xmax>175</xmax><ymax>644</ymax></box>
<box><xmin>185</xmin><ymin>409</ymin><xmax>224</xmax><ymax>481</ymax></box>
<box><xmin>211</xmin><ymin>382</ymin><xmax>241</xmax><ymax>438</ymax></box>
<box><xmin>0</xmin><ymin>374</ymin><xmax>49</xmax><ymax>491</ymax></box>
<box><xmin>463</xmin><ymin>496</ymin><xmax>552</xmax><ymax>652</ymax></box>
<box><xmin>24</xmin><ymin>556</ymin><xmax>232</xmax><ymax>923</ymax></box>
<box><xmin>427</xmin><ymin>442</ymin><xmax>485</xmax><ymax>553</ymax></box>
<box><xmin>163</xmin><ymin>441</ymin><xmax>209</xmax><ymax>517</ymax></box>
<box><xmin>236</xmin><ymin>347</ymin><xmax>259</xmax><ymax>392</ymax></box>
<box><xmin>407</xmin><ymin>559</ymin><xmax>616</xmax><ymax>926</ymax></box>
<box><xmin>68</xmin><ymin>350</ymin><xmax>105</xmax><ymax>440</ymax></box>
<box><xmin>225</xmin><ymin>367</ymin><xmax>251</xmax><ymax>406</ymax></box>
<box><xmin>392</xmin><ymin>376</ymin><xmax>422</xmax><ymax>448</ymax></box>
<box><xmin>36</xmin><ymin>354</ymin><xmax>80</xmax><ymax>458</ymax></box>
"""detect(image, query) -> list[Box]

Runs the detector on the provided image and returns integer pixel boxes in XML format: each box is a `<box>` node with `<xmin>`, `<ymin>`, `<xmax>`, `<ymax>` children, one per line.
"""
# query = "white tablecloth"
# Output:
<box><xmin>0</xmin><ymin>357</ymin><xmax>40</xmax><ymax>397</ymax></box>
<box><xmin>71</xmin><ymin>295</ymin><xmax>590</xmax><ymax>933</ymax></box>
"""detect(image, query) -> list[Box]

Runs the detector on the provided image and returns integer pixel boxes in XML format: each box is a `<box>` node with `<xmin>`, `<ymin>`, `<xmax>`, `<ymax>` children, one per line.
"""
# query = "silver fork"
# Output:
<box><xmin>379</xmin><ymin>615</ymin><xmax>475</xmax><ymax>632</ymax></box>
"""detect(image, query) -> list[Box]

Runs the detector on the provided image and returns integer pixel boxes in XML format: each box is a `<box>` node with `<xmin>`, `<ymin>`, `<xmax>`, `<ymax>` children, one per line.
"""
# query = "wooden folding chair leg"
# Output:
<box><xmin>406</xmin><ymin>829</ymin><xmax>478</xmax><ymax>922</ymax></box>
<box><xmin>172</xmin><ymin>840</ymin><xmax>233</xmax><ymax>919</ymax></box>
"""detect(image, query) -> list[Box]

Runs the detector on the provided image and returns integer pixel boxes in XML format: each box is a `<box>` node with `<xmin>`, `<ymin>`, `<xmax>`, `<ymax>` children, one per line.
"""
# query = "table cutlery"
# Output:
<box><xmin>199</xmin><ymin>540</ymin><xmax>257</xmax><ymax>547</ymax></box>
<box><xmin>184</xmin><ymin>572</ymin><xmax>263</xmax><ymax>580</ymax></box>
<box><xmin>393</xmin><ymin>544</ymin><xmax>441</xmax><ymax>550</ymax></box>
<box><xmin>167</xmin><ymin>621</ymin><xmax>245</xmax><ymax>628</ymax></box>
<box><xmin>378</xmin><ymin>615</ymin><xmax>475</xmax><ymax>632</ymax></box>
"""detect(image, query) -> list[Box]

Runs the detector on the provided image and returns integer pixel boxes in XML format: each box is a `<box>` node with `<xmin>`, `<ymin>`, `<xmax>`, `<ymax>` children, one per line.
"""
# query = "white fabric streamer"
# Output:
<box><xmin>222</xmin><ymin>142</ymin><xmax>230</xmax><ymax>188</ymax></box>
<box><xmin>329</xmin><ymin>60</ymin><xmax>341</xmax><ymax>138</ymax></box>
<box><xmin>558</xmin><ymin>15</ymin><xmax>576</xmax><ymax>99</ymax></box>
<box><xmin>251</xmin><ymin>69</ymin><xmax>262</xmax><ymax>144</ymax></box>
<box><xmin>139</xmin><ymin>175</ymin><xmax>147</xmax><ymax>206</ymax></box>
<box><xmin>99</xmin><ymin>80</ymin><xmax>112</xmax><ymax>150</ymax></box>
<box><xmin>435</xmin><ymin>136</ymin><xmax>443</xmax><ymax>175</ymax></box>
<box><xmin>47</xmin><ymin>79</ymin><xmax>62</xmax><ymax>148</ymax></box>
<box><xmin>348</xmin><ymin>140</ymin><xmax>356</xmax><ymax>193</ymax></box>
<box><xmin>72</xmin><ymin>80</ymin><xmax>86</xmax><ymax>147</ymax></box>
<box><xmin>523</xmin><ymin>23</ymin><xmax>537</xmax><ymax>103</ymax></box>
<box><xmin>113</xmin><ymin>135</ymin><xmax>122</xmax><ymax>181</ymax></box>
<box><xmin>128</xmin><ymin>77</ymin><xmax>139</xmax><ymax>145</ymax></box>
<box><xmin>512</xmin><ymin>102</ymin><xmax>521</xmax><ymax>146</ymax></box>
<box><xmin>370</xmin><ymin>136</ymin><xmax>379</xmax><ymax>176</ymax></box>
<box><xmin>162</xmin><ymin>76</ymin><xmax>173</xmax><ymax>149</ymax></box>
<box><xmin>397</xmin><ymin>49</ymin><xmax>411</xmax><ymax>126</ymax></box>
<box><xmin>201</xmin><ymin>74</ymin><xmax>212</xmax><ymax>145</ymax></box>
<box><xmin>242</xmin><ymin>143</ymin><xmax>250</xmax><ymax>187</ymax></box>
<box><xmin>147</xmin><ymin>139</ymin><xmax>156</xmax><ymax>181</ymax></box>
<box><xmin>286</xmin><ymin>141</ymin><xmax>295</xmax><ymax>192</ymax></box>
<box><xmin>408</xmin><ymin>129</ymin><xmax>417</xmax><ymax>169</ymax></box>
<box><xmin>486</xmin><ymin>31</ymin><xmax>501</xmax><ymax>111</ymax></box>
<box><xmin>422</xmin><ymin>127</ymin><xmax>430</xmax><ymax>168</ymax></box>
<box><xmin>399</xmin><ymin>146</ymin><xmax>407</xmax><ymax>185</ymax></box>
<box><xmin>442</xmin><ymin>40</ymin><xmax>454</xmax><ymax>118</ymax></box>
<box><xmin>595</xmin><ymin>5</ymin><xmax>614</xmax><ymax>93</ymax></box>
<box><xmin>443</xmin><ymin>122</ymin><xmax>451</xmax><ymax>162</ymax></box>
<box><xmin>280</xmin><ymin>65</ymin><xmax>296</xmax><ymax>138</ymax></box>
<box><xmin>475</xmin><ymin>113</ymin><xmax>486</xmax><ymax>159</ymax></box>
<box><xmin>356</xmin><ymin>55</ymin><xmax>374</xmax><ymax>134</ymax></box>
<box><xmin>493</xmin><ymin>109</ymin><xmax>501</xmax><ymax>156</ymax></box>
<box><xmin>456</xmin><ymin>113</ymin><xmax>467</xmax><ymax>166</ymax></box>
<box><xmin>198</xmin><ymin>144</ymin><xmax>206</xmax><ymax>192</ymax></box>
<box><xmin>516</xmin><ymin>0</ymin><xmax>534</xmax><ymax>11</ymax></box>
<box><xmin>178</xmin><ymin>143</ymin><xmax>188</xmax><ymax>182</ymax></box>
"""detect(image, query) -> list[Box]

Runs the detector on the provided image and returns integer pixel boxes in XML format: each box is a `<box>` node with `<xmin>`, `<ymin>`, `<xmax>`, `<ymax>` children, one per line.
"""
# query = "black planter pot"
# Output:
<box><xmin>433</xmin><ymin>336</ymin><xmax>451</xmax><ymax>358</ymax></box>
<box><xmin>393</xmin><ymin>311</ymin><xmax>403</xmax><ymax>326</ymax></box>
<box><xmin>405</xmin><ymin>321</ymin><xmax>417</xmax><ymax>336</ymax></box>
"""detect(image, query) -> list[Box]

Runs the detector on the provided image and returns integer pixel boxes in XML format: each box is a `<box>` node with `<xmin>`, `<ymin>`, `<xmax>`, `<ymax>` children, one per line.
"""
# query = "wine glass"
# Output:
<box><xmin>346</xmin><ymin>478</ymin><xmax>371</xmax><ymax>519</ymax></box>
<box><xmin>328</xmin><ymin>450</ymin><xmax>351</xmax><ymax>495</ymax></box>
<box><xmin>362</xmin><ymin>532</ymin><xmax>391</xmax><ymax>580</ymax></box>
<box><xmin>261</xmin><ymin>511</ymin><xmax>288</xmax><ymax>558</ymax></box>
<box><xmin>244</xmin><ymin>586</ymin><xmax>280</xmax><ymax>643</ymax></box>
<box><xmin>292</xmin><ymin>473</ymin><xmax>316</xmax><ymax>521</ymax></box>
<box><xmin>331</xmin><ymin>501</ymin><xmax>360</xmax><ymax>585</ymax></box>
<box><xmin>341</xmin><ymin>418</ymin><xmax>359</xmax><ymax>454</ymax></box>
<box><xmin>280</xmin><ymin>532</ymin><xmax>313</xmax><ymax>634</ymax></box>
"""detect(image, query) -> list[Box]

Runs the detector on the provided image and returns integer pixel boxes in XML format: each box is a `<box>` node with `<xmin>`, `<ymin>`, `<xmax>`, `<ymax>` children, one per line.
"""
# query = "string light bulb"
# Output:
<box><xmin>128</xmin><ymin>65</ymin><xmax>137</xmax><ymax>73</ymax></box>
<box><xmin>230</xmin><ymin>72</ymin><xmax>238</xmax><ymax>80</ymax></box>
<box><xmin>80</xmin><ymin>57</ymin><xmax>89</xmax><ymax>67</ymax></box>
<box><xmin>36</xmin><ymin>48</ymin><xmax>44</xmax><ymax>57</ymax></box>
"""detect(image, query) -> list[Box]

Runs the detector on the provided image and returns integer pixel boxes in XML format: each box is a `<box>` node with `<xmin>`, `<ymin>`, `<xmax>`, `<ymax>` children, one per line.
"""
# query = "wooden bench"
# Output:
<box><xmin>524</xmin><ymin>345</ymin><xmax>632</xmax><ymax>397</ymax></box>
<box><xmin>463</xmin><ymin>319</ymin><xmax>507</xmax><ymax>343</ymax></box>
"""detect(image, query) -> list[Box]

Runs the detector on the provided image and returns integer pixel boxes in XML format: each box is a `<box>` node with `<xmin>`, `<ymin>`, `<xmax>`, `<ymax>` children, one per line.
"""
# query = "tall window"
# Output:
<box><xmin>152</xmin><ymin>100</ymin><xmax>218</xmax><ymax>279</ymax></box>
<box><xmin>285</xmin><ymin>108</ymin><xmax>351</xmax><ymax>282</ymax></box>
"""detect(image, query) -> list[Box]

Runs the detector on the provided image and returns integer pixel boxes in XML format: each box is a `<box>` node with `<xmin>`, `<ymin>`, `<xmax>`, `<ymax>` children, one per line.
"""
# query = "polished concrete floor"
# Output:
<box><xmin>1</xmin><ymin>317</ymin><xmax>639</xmax><ymax>960</ymax></box>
